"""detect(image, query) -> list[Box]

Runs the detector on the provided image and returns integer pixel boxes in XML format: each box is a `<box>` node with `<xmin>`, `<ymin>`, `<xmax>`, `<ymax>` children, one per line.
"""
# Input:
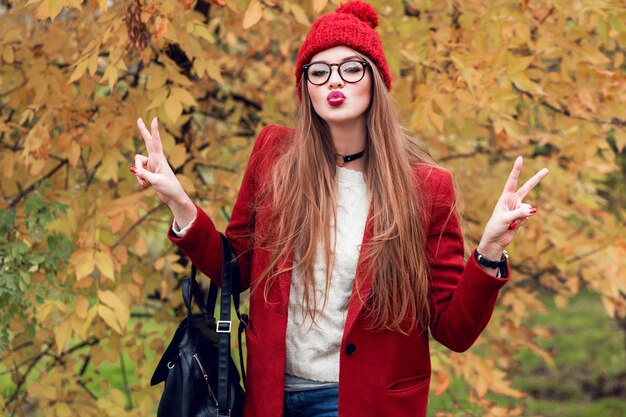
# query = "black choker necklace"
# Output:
<box><xmin>335</xmin><ymin>150</ymin><xmax>365</xmax><ymax>167</ymax></box>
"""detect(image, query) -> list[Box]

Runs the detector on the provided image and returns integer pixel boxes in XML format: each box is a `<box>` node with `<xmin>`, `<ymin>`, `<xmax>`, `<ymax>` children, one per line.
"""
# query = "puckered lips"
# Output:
<box><xmin>327</xmin><ymin>91</ymin><xmax>346</xmax><ymax>107</ymax></box>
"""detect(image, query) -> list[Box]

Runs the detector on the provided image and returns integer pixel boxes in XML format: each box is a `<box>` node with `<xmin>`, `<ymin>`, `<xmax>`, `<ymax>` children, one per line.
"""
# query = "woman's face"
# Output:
<box><xmin>305</xmin><ymin>46</ymin><xmax>372</xmax><ymax>125</ymax></box>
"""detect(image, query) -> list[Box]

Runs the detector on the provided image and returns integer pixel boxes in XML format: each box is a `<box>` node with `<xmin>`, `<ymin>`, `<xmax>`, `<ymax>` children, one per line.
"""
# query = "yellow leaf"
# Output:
<box><xmin>289</xmin><ymin>3</ymin><xmax>310</xmax><ymax>25</ymax></box>
<box><xmin>95</xmin><ymin>251</ymin><xmax>115</xmax><ymax>281</ymax></box>
<box><xmin>82</xmin><ymin>306</ymin><xmax>98</xmax><ymax>336</ymax></box>
<box><xmin>133</xmin><ymin>272</ymin><xmax>144</xmax><ymax>286</ymax></box>
<box><xmin>433</xmin><ymin>94</ymin><xmax>453</xmax><ymax>118</ymax></box>
<box><xmin>146</xmin><ymin>87</ymin><xmax>169</xmax><ymax>111</ymax></box>
<box><xmin>29</xmin><ymin>159</ymin><xmax>46</xmax><ymax>176</ymax></box>
<box><xmin>134</xmin><ymin>236</ymin><xmax>147</xmax><ymax>256</ymax></box>
<box><xmin>165</xmin><ymin>95</ymin><xmax>183</xmax><ymax>123</ymax></box>
<box><xmin>206</xmin><ymin>62</ymin><xmax>225</xmax><ymax>84</ymax></box>
<box><xmin>55</xmin><ymin>403</ymin><xmax>72</xmax><ymax>417</ymax></box>
<box><xmin>102</xmin><ymin>65</ymin><xmax>119</xmax><ymax>91</ymax></box>
<box><xmin>127</xmin><ymin>283</ymin><xmax>142</xmax><ymax>299</ymax></box>
<box><xmin>147</xmin><ymin>69</ymin><xmax>168</xmax><ymax>90</ymax></box>
<box><xmin>55</xmin><ymin>318</ymin><xmax>72</xmax><ymax>354</ymax></box>
<box><xmin>96</xmin><ymin>152</ymin><xmax>119</xmax><ymax>182</ymax></box>
<box><xmin>72</xmin><ymin>249</ymin><xmax>95</xmax><ymax>280</ymax></box>
<box><xmin>243</xmin><ymin>0</ymin><xmax>263</xmax><ymax>29</ymax></box>
<box><xmin>67</xmin><ymin>141</ymin><xmax>81</xmax><ymax>168</ymax></box>
<box><xmin>578</xmin><ymin>87</ymin><xmax>598</xmax><ymax>113</ymax></box>
<box><xmin>178</xmin><ymin>174</ymin><xmax>197</xmax><ymax>194</ymax></box>
<box><xmin>554</xmin><ymin>294</ymin><xmax>568</xmax><ymax>309</ymax></box>
<box><xmin>154</xmin><ymin>257</ymin><xmax>166</xmax><ymax>270</ymax></box>
<box><xmin>455</xmin><ymin>89</ymin><xmax>474</xmax><ymax>105</ymax></box>
<box><xmin>409</xmin><ymin>103</ymin><xmax>428</xmax><ymax>132</ymax></box>
<box><xmin>27</xmin><ymin>382</ymin><xmax>56</xmax><ymax>400</ymax></box>
<box><xmin>171</xmin><ymin>87</ymin><xmax>197</xmax><ymax>107</ymax></box>
<box><xmin>428</xmin><ymin>105</ymin><xmax>444</xmax><ymax>132</ymax></box>
<box><xmin>507</xmin><ymin>55</ymin><xmax>535</xmax><ymax>75</ymax></box>
<box><xmin>36</xmin><ymin>301</ymin><xmax>54</xmax><ymax>323</ymax></box>
<box><xmin>98</xmin><ymin>305</ymin><xmax>123</xmax><ymax>335</ymax></box>
<box><xmin>88</xmin><ymin>48</ymin><xmax>99</xmax><ymax>76</ymax></box>
<box><xmin>98</xmin><ymin>290</ymin><xmax>130</xmax><ymax>333</ymax></box>
<box><xmin>168</xmin><ymin>143</ymin><xmax>187</xmax><ymax>169</ymax></box>
<box><xmin>98</xmin><ymin>289</ymin><xmax>124</xmax><ymax>310</ymax></box>
<box><xmin>74</xmin><ymin>295</ymin><xmax>89</xmax><ymax>319</ymax></box>
<box><xmin>614</xmin><ymin>52</ymin><xmax>624</xmax><ymax>69</ymax></box>
<box><xmin>69</xmin><ymin>313</ymin><xmax>86</xmax><ymax>340</ymax></box>
<box><xmin>3</xmin><ymin>47</ymin><xmax>15</xmax><ymax>64</ymax></box>
<box><xmin>313</xmin><ymin>0</ymin><xmax>328</xmax><ymax>14</ymax></box>
<box><xmin>432</xmin><ymin>370</ymin><xmax>451</xmax><ymax>396</ymax></box>
<box><xmin>68</xmin><ymin>59</ymin><xmax>89</xmax><ymax>84</ymax></box>
<box><xmin>511</xmin><ymin>73</ymin><xmax>546</xmax><ymax>95</ymax></box>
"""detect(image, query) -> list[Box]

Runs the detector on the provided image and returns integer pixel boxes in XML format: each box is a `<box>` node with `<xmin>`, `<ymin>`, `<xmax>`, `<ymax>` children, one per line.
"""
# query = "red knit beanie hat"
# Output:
<box><xmin>295</xmin><ymin>1</ymin><xmax>392</xmax><ymax>101</ymax></box>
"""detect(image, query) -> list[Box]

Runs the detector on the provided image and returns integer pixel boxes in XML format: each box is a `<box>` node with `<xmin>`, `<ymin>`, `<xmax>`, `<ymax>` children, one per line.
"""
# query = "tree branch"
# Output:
<box><xmin>111</xmin><ymin>203</ymin><xmax>166</xmax><ymax>250</ymax></box>
<box><xmin>7</xmin><ymin>159</ymin><xmax>68</xmax><ymax>208</ymax></box>
<box><xmin>516</xmin><ymin>87</ymin><xmax>626</xmax><ymax>127</ymax></box>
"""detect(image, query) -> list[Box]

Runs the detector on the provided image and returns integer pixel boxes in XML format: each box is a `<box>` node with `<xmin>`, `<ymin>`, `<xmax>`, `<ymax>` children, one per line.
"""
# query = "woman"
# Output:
<box><xmin>130</xmin><ymin>2</ymin><xmax>548</xmax><ymax>416</ymax></box>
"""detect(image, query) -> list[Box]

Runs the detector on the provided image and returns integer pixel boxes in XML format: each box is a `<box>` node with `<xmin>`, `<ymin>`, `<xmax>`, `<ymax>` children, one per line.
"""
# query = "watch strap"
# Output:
<box><xmin>474</xmin><ymin>249</ymin><xmax>509</xmax><ymax>278</ymax></box>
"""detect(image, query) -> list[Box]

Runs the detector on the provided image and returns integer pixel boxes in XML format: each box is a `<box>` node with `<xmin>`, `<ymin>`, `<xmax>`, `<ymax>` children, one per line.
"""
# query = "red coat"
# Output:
<box><xmin>169</xmin><ymin>124</ymin><xmax>510</xmax><ymax>417</ymax></box>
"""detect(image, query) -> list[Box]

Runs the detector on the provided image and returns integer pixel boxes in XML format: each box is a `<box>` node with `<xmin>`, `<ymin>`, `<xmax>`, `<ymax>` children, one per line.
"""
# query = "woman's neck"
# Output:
<box><xmin>328</xmin><ymin>120</ymin><xmax>367</xmax><ymax>172</ymax></box>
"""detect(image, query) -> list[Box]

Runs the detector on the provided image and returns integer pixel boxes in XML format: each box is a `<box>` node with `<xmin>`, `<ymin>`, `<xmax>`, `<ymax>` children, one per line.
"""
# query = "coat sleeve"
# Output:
<box><xmin>427</xmin><ymin>169</ymin><xmax>510</xmax><ymax>352</ymax></box>
<box><xmin>167</xmin><ymin>124</ymin><xmax>276</xmax><ymax>291</ymax></box>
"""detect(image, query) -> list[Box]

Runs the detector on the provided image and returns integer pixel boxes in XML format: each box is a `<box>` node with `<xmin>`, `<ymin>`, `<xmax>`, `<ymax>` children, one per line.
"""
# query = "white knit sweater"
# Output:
<box><xmin>285</xmin><ymin>166</ymin><xmax>370</xmax><ymax>383</ymax></box>
<box><xmin>172</xmin><ymin>167</ymin><xmax>371</xmax><ymax>384</ymax></box>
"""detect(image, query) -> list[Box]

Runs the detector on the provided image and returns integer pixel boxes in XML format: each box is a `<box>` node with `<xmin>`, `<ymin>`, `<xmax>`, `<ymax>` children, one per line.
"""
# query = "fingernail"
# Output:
<box><xmin>129</xmin><ymin>166</ymin><xmax>137</xmax><ymax>173</ymax></box>
<box><xmin>142</xmin><ymin>182</ymin><xmax>147</xmax><ymax>189</ymax></box>
<box><xmin>508</xmin><ymin>221</ymin><xmax>517</xmax><ymax>230</ymax></box>
<box><xmin>529</xmin><ymin>208</ymin><xmax>537</xmax><ymax>214</ymax></box>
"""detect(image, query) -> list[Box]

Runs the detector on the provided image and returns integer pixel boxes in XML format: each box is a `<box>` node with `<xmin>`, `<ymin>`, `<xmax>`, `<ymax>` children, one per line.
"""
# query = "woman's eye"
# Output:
<box><xmin>311</xmin><ymin>69</ymin><xmax>328</xmax><ymax>77</ymax></box>
<box><xmin>342</xmin><ymin>65</ymin><xmax>362</xmax><ymax>73</ymax></box>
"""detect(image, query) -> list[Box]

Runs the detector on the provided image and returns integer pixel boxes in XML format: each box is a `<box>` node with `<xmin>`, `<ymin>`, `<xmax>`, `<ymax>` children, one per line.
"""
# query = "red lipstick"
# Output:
<box><xmin>327</xmin><ymin>91</ymin><xmax>346</xmax><ymax>107</ymax></box>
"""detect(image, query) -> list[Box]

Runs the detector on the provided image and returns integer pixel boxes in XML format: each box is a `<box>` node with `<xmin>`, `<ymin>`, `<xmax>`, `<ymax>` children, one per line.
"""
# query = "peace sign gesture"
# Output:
<box><xmin>477</xmin><ymin>156</ymin><xmax>550</xmax><ymax>259</ymax></box>
<box><xmin>130</xmin><ymin>117</ymin><xmax>196</xmax><ymax>226</ymax></box>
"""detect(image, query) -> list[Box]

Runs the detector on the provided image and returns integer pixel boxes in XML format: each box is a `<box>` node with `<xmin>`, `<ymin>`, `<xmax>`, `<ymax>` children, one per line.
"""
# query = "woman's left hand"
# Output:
<box><xmin>478</xmin><ymin>156</ymin><xmax>549</xmax><ymax>259</ymax></box>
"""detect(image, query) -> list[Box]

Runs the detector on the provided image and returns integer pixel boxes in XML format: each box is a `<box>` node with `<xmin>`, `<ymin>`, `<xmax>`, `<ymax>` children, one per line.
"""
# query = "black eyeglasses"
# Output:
<box><xmin>303</xmin><ymin>60</ymin><xmax>370</xmax><ymax>85</ymax></box>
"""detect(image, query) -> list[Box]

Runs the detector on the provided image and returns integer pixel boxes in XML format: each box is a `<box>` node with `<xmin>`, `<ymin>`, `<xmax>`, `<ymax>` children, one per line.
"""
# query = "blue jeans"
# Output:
<box><xmin>283</xmin><ymin>386</ymin><xmax>339</xmax><ymax>417</ymax></box>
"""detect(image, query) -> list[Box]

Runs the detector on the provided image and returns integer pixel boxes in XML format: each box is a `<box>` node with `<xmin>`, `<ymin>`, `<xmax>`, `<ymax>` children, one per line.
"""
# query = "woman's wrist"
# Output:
<box><xmin>168</xmin><ymin>195</ymin><xmax>196</xmax><ymax>228</ymax></box>
<box><xmin>476</xmin><ymin>242</ymin><xmax>505</xmax><ymax>263</ymax></box>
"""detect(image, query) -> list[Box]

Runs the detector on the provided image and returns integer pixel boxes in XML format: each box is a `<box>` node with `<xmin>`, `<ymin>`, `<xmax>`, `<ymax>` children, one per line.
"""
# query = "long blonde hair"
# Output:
<box><xmin>250</xmin><ymin>53</ymin><xmax>451</xmax><ymax>333</ymax></box>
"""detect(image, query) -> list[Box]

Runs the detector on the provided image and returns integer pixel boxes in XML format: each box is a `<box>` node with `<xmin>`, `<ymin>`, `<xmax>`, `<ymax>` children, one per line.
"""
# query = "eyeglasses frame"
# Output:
<box><xmin>303</xmin><ymin>60</ymin><xmax>370</xmax><ymax>86</ymax></box>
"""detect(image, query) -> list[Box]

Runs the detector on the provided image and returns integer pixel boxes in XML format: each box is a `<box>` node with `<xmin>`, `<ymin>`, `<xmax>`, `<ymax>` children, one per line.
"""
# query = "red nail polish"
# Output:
<box><xmin>130</xmin><ymin>166</ymin><xmax>137</xmax><ymax>173</ymax></box>
<box><xmin>529</xmin><ymin>208</ymin><xmax>537</xmax><ymax>214</ymax></box>
<box><xmin>142</xmin><ymin>182</ymin><xmax>147</xmax><ymax>189</ymax></box>
<box><xmin>508</xmin><ymin>221</ymin><xmax>517</xmax><ymax>230</ymax></box>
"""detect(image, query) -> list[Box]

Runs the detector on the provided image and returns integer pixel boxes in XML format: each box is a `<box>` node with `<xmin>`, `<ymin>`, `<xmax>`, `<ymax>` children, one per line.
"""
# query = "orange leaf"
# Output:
<box><xmin>55</xmin><ymin>318</ymin><xmax>72</xmax><ymax>354</ymax></box>
<box><xmin>165</xmin><ymin>94</ymin><xmax>183</xmax><ymax>123</ymax></box>
<box><xmin>243</xmin><ymin>0</ymin><xmax>263</xmax><ymax>29</ymax></box>
<box><xmin>74</xmin><ymin>295</ymin><xmax>89</xmax><ymax>319</ymax></box>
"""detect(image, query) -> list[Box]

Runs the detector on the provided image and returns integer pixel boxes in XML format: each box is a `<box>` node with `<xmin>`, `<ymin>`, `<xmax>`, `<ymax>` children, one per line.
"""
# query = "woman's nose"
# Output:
<box><xmin>328</xmin><ymin>67</ymin><xmax>344</xmax><ymax>88</ymax></box>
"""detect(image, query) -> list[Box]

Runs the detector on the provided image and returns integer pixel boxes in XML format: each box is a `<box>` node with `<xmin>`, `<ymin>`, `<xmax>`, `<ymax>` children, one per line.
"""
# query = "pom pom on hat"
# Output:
<box><xmin>295</xmin><ymin>1</ymin><xmax>392</xmax><ymax>101</ymax></box>
<box><xmin>336</xmin><ymin>1</ymin><xmax>378</xmax><ymax>29</ymax></box>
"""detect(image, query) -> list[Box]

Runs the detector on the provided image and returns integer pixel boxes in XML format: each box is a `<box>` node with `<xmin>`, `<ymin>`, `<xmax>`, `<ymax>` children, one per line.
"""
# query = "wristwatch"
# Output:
<box><xmin>474</xmin><ymin>249</ymin><xmax>509</xmax><ymax>278</ymax></box>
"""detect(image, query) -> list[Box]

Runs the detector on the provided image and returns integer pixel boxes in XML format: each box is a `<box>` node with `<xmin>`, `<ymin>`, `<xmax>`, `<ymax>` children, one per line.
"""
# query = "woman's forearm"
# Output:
<box><xmin>169</xmin><ymin>194</ymin><xmax>197</xmax><ymax>229</ymax></box>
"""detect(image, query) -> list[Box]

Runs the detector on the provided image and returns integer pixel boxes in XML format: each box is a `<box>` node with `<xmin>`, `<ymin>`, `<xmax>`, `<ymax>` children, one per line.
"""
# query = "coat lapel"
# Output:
<box><xmin>278</xmin><ymin>252</ymin><xmax>294</xmax><ymax>314</ymax></box>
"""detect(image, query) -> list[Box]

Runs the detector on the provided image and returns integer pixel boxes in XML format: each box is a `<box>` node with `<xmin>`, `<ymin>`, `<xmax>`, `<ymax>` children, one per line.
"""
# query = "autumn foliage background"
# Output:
<box><xmin>1</xmin><ymin>0</ymin><xmax>625</xmax><ymax>416</ymax></box>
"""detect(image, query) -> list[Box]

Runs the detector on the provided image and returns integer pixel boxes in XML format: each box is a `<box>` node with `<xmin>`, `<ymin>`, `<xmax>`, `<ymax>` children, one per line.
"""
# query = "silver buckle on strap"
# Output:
<box><xmin>216</xmin><ymin>320</ymin><xmax>232</xmax><ymax>333</ymax></box>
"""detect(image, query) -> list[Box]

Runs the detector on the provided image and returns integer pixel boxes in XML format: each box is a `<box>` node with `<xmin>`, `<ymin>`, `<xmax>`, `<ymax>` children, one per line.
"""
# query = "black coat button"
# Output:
<box><xmin>345</xmin><ymin>343</ymin><xmax>356</xmax><ymax>356</ymax></box>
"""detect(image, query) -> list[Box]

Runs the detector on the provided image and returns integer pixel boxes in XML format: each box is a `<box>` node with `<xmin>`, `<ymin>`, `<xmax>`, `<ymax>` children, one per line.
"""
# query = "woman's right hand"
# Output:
<box><xmin>131</xmin><ymin>117</ymin><xmax>196</xmax><ymax>225</ymax></box>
